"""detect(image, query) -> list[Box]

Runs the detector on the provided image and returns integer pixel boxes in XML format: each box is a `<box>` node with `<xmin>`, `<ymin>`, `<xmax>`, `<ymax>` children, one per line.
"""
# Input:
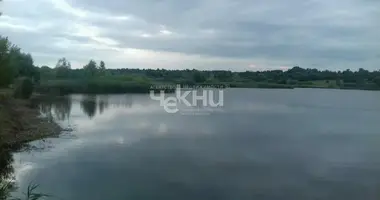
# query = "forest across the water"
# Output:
<box><xmin>2</xmin><ymin>35</ymin><xmax>380</xmax><ymax>95</ymax></box>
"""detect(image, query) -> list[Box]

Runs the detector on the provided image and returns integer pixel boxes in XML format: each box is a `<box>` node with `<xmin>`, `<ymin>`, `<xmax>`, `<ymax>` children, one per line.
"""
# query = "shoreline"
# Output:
<box><xmin>0</xmin><ymin>92</ymin><xmax>62</xmax><ymax>200</ymax></box>
<box><xmin>36</xmin><ymin>81</ymin><xmax>380</xmax><ymax>96</ymax></box>
<box><xmin>0</xmin><ymin>93</ymin><xmax>62</xmax><ymax>151</ymax></box>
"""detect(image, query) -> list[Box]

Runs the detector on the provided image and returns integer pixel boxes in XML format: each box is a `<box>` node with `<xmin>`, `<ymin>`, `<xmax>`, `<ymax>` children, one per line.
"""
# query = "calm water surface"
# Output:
<box><xmin>9</xmin><ymin>88</ymin><xmax>380</xmax><ymax>199</ymax></box>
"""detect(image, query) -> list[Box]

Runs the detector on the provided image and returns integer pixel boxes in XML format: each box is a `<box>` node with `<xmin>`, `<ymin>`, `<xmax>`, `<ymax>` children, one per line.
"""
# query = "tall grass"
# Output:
<box><xmin>10</xmin><ymin>183</ymin><xmax>51</xmax><ymax>200</ymax></box>
<box><xmin>36</xmin><ymin>79</ymin><xmax>153</xmax><ymax>95</ymax></box>
<box><xmin>36</xmin><ymin>78</ymin><xmax>177</xmax><ymax>95</ymax></box>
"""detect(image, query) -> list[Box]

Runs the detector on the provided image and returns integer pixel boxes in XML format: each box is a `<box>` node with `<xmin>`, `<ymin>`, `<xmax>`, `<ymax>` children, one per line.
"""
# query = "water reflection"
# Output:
<box><xmin>98</xmin><ymin>97</ymin><xmax>109</xmax><ymax>115</ymax></box>
<box><xmin>7</xmin><ymin>90</ymin><xmax>380</xmax><ymax>200</ymax></box>
<box><xmin>39</xmin><ymin>95</ymin><xmax>142</xmax><ymax>120</ymax></box>
<box><xmin>39</xmin><ymin>97</ymin><xmax>72</xmax><ymax>121</ymax></box>
<box><xmin>80</xmin><ymin>95</ymin><xmax>97</xmax><ymax>119</ymax></box>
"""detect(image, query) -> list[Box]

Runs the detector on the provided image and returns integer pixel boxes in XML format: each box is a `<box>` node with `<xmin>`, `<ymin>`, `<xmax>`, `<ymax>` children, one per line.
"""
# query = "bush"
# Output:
<box><xmin>287</xmin><ymin>79</ymin><xmax>298</xmax><ymax>85</ymax></box>
<box><xmin>13</xmin><ymin>77</ymin><xmax>34</xmax><ymax>99</ymax></box>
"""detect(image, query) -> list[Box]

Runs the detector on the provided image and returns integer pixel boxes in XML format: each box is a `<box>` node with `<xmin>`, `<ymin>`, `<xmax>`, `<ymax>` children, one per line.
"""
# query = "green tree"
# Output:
<box><xmin>83</xmin><ymin>59</ymin><xmax>97</xmax><ymax>77</ymax></box>
<box><xmin>336</xmin><ymin>79</ymin><xmax>342</xmax><ymax>87</ymax></box>
<box><xmin>55</xmin><ymin>57</ymin><xmax>71</xmax><ymax>79</ymax></box>
<box><xmin>0</xmin><ymin>36</ymin><xmax>13</xmax><ymax>87</ymax></box>
<box><xmin>39</xmin><ymin>66</ymin><xmax>55</xmax><ymax>81</ymax></box>
<box><xmin>374</xmin><ymin>76</ymin><xmax>380</xmax><ymax>87</ymax></box>
<box><xmin>193</xmin><ymin>71</ymin><xmax>206</xmax><ymax>83</ymax></box>
<box><xmin>15</xmin><ymin>52</ymin><xmax>37</xmax><ymax>80</ymax></box>
<box><xmin>99</xmin><ymin>60</ymin><xmax>106</xmax><ymax>76</ymax></box>
<box><xmin>13</xmin><ymin>77</ymin><xmax>34</xmax><ymax>99</ymax></box>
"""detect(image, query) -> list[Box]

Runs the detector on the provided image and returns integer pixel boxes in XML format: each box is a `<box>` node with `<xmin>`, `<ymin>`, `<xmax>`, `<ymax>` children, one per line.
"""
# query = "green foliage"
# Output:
<box><xmin>0</xmin><ymin>148</ymin><xmax>14</xmax><ymax>200</ymax></box>
<box><xmin>35</xmin><ymin>65</ymin><xmax>380</xmax><ymax>94</ymax></box>
<box><xmin>0</xmin><ymin>35</ymin><xmax>40</xmax><ymax>88</ymax></box>
<box><xmin>98</xmin><ymin>61</ymin><xmax>106</xmax><ymax>76</ymax></box>
<box><xmin>11</xmin><ymin>183</ymin><xmax>51</xmax><ymax>200</ymax></box>
<box><xmin>36</xmin><ymin>79</ymin><xmax>154</xmax><ymax>95</ymax></box>
<box><xmin>13</xmin><ymin>77</ymin><xmax>34</xmax><ymax>99</ymax></box>
<box><xmin>55</xmin><ymin>58</ymin><xmax>71</xmax><ymax>79</ymax></box>
<box><xmin>336</xmin><ymin>79</ymin><xmax>342</xmax><ymax>87</ymax></box>
<box><xmin>39</xmin><ymin>66</ymin><xmax>55</xmax><ymax>81</ymax></box>
<box><xmin>99</xmin><ymin>61</ymin><xmax>105</xmax><ymax>69</ymax></box>
<box><xmin>287</xmin><ymin>79</ymin><xmax>298</xmax><ymax>85</ymax></box>
<box><xmin>373</xmin><ymin>76</ymin><xmax>380</xmax><ymax>87</ymax></box>
<box><xmin>83</xmin><ymin>60</ymin><xmax>98</xmax><ymax>77</ymax></box>
<box><xmin>0</xmin><ymin>38</ymin><xmax>366</xmax><ymax>94</ymax></box>
<box><xmin>0</xmin><ymin>37</ymin><xmax>13</xmax><ymax>87</ymax></box>
<box><xmin>3</xmin><ymin>33</ymin><xmax>380</xmax><ymax>94</ymax></box>
<box><xmin>193</xmin><ymin>71</ymin><xmax>206</xmax><ymax>83</ymax></box>
<box><xmin>8</xmin><ymin>46</ymin><xmax>39</xmax><ymax>83</ymax></box>
<box><xmin>0</xmin><ymin>180</ymin><xmax>14</xmax><ymax>200</ymax></box>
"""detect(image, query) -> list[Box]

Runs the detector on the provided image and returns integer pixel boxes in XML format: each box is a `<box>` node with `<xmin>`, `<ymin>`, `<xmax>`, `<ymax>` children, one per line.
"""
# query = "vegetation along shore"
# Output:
<box><xmin>3</xmin><ymin>35</ymin><xmax>380</xmax><ymax>96</ymax></box>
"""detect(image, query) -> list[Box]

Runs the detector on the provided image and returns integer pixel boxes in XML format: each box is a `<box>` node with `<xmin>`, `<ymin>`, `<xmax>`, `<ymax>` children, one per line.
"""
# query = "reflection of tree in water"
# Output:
<box><xmin>81</xmin><ymin>95</ymin><xmax>138</xmax><ymax>117</ymax></box>
<box><xmin>112</xmin><ymin>95</ymin><xmax>133</xmax><ymax>108</ymax></box>
<box><xmin>123</xmin><ymin>96</ymin><xmax>133</xmax><ymax>108</ymax></box>
<box><xmin>80</xmin><ymin>95</ymin><xmax>97</xmax><ymax>119</ymax></box>
<box><xmin>0</xmin><ymin>148</ymin><xmax>15</xmax><ymax>200</ymax></box>
<box><xmin>40</xmin><ymin>100</ymin><xmax>53</xmax><ymax>122</ymax></box>
<box><xmin>53</xmin><ymin>97</ymin><xmax>72</xmax><ymax>121</ymax></box>
<box><xmin>39</xmin><ymin>97</ymin><xmax>72</xmax><ymax>121</ymax></box>
<box><xmin>98</xmin><ymin>96</ymin><xmax>109</xmax><ymax>115</ymax></box>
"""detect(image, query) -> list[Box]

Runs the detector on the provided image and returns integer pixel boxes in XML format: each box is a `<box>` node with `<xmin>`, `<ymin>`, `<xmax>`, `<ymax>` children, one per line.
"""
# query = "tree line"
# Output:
<box><xmin>40</xmin><ymin>58</ymin><xmax>380</xmax><ymax>90</ymax></box>
<box><xmin>2</xmin><ymin>34</ymin><xmax>380</xmax><ymax>94</ymax></box>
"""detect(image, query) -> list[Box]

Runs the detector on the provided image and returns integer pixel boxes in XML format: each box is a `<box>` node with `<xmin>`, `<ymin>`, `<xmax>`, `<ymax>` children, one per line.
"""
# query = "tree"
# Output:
<box><xmin>13</xmin><ymin>52</ymin><xmax>36</xmax><ymax>79</ymax></box>
<box><xmin>0</xmin><ymin>36</ymin><xmax>13</xmax><ymax>87</ymax></box>
<box><xmin>100</xmin><ymin>61</ymin><xmax>105</xmax><ymax>70</ymax></box>
<box><xmin>99</xmin><ymin>60</ymin><xmax>106</xmax><ymax>76</ymax></box>
<box><xmin>13</xmin><ymin>77</ymin><xmax>34</xmax><ymax>99</ymax></box>
<box><xmin>374</xmin><ymin>76</ymin><xmax>380</xmax><ymax>87</ymax></box>
<box><xmin>55</xmin><ymin>57</ymin><xmax>71</xmax><ymax>79</ymax></box>
<box><xmin>193</xmin><ymin>71</ymin><xmax>206</xmax><ymax>83</ymax></box>
<box><xmin>83</xmin><ymin>59</ymin><xmax>97</xmax><ymax>77</ymax></box>
<box><xmin>0</xmin><ymin>35</ymin><xmax>40</xmax><ymax>87</ymax></box>
<box><xmin>39</xmin><ymin>66</ymin><xmax>55</xmax><ymax>81</ymax></box>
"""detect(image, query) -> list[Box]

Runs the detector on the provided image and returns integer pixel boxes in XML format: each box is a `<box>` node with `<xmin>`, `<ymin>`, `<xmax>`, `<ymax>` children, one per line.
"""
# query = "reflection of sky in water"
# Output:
<box><xmin>10</xmin><ymin>89</ymin><xmax>380</xmax><ymax>200</ymax></box>
<box><xmin>13</xmin><ymin>94</ymin><xmax>219</xmax><ymax>186</ymax></box>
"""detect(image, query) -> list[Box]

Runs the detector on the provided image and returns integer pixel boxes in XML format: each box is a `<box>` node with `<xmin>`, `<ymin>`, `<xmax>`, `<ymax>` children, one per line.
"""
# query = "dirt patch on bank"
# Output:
<box><xmin>0</xmin><ymin>94</ymin><xmax>62</xmax><ymax>149</ymax></box>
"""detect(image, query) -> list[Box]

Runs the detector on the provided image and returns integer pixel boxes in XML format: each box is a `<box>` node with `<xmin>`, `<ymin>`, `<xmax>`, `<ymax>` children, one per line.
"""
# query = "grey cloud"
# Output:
<box><xmin>1</xmin><ymin>0</ymin><xmax>380</xmax><ymax>70</ymax></box>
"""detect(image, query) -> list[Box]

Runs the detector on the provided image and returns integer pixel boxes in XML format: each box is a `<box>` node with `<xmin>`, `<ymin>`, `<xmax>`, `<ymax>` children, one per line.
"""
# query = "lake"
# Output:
<box><xmin>7</xmin><ymin>88</ymin><xmax>380</xmax><ymax>199</ymax></box>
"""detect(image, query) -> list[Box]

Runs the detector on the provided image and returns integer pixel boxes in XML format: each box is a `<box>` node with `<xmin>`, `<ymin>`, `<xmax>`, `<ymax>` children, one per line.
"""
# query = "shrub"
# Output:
<box><xmin>13</xmin><ymin>77</ymin><xmax>34</xmax><ymax>99</ymax></box>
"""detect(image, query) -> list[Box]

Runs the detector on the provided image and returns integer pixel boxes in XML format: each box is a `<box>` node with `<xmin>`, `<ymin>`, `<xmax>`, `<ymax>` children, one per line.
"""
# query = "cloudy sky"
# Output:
<box><xmin>1</xmin><ymin>0</ymin><xmax>379</xmax><ymax>71</ymax></box>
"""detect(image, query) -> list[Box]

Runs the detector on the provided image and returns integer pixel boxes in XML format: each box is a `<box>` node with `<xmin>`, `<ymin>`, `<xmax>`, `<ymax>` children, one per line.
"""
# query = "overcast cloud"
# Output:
<box><xmin>1</xmin><ymin>0</ymin><xmax>379</xmax><ymax>71</ymax></box>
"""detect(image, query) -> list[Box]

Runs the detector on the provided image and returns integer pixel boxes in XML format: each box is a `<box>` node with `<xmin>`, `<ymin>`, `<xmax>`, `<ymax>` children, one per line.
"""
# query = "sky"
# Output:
<box><xmin>1</xmin><ymin>0</ymin><xmax>379</xmax><ymax>71</ymax></box>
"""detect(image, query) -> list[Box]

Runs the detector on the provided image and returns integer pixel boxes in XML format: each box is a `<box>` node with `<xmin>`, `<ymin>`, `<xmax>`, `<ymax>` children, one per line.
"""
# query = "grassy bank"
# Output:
<box><xmin>0</xmin><ymin>92</ymin><xmax>61</xmax><ymax>149</ymax></box>
<box><xmin>36</xmin><ymin>78</ymin><xmax>380</xmax><ymax>96</ymax></box>
<box><xmin>227</xmin><ymin>82</ymin><xmax>294</xmax><ymax>89</ymax></box>
<box><xmin>0</xmin><ymin>90</ymin><xmax>62</xmax><ymax>200</ymax></box>
<box><xmin>36</xmin><ymin>79</ymin><xmax>176</xmax><ymax>95</ymax></box>
<box><xmin>36</xmin><ymin>79</ymin><xmax>295</xmax><ymax>95</ymax></box>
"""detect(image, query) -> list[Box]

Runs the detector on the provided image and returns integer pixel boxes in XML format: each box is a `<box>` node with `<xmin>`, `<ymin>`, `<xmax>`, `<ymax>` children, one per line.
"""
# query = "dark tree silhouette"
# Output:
<box><xmin>80</xmin><ymin>95</ymin><xmax>97</xmax><ymax>119</ymax></box>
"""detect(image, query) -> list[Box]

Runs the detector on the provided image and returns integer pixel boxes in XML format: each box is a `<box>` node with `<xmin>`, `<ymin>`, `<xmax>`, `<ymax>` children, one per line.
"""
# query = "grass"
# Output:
<box><xmin>1</xmin><ymin>181</ymin><xmax>51</xmax><ymax>200</ymax></box>
<box><xmin>10</xmin><ymin>183</ymin><xmax>51</xmax><ymax>200</ymax></box>
<box><xmin>228</xmin><ymin>82</ymin><xmax>294</xmax><ymax>89</ymax></box>
<box><xmin>0</xmin><ymin>95</ymin><xmax>61</xmax><ymax>148</ymax></box>
<box><xmin>36</xmin><ymin>79</ymin><xmax>167</xmax><ymax>95</ymax></box>
<box><xmin>0</xmin><ymin>89</ymin><xmax>62</xmax><ymax>200</ymax></box>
